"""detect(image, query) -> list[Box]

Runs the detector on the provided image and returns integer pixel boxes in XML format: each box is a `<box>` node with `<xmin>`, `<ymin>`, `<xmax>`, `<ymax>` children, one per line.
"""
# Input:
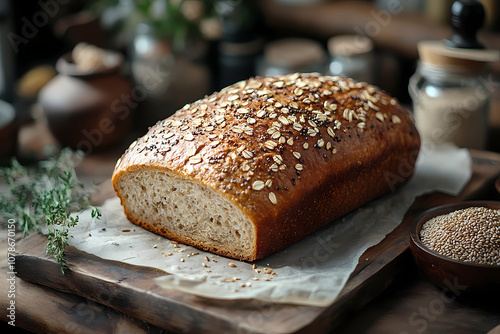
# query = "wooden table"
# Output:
<box><xmin>2</xmin><ymin>121</ymin><xmax>500</xmax><ymax>333</ymax></box>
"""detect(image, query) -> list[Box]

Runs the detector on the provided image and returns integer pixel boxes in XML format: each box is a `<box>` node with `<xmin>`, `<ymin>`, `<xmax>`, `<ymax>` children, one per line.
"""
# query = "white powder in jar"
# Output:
<box><xmin>414</xmin><ymin>87</ymin><xmax>489</xmax><ymax>149</ymax></box>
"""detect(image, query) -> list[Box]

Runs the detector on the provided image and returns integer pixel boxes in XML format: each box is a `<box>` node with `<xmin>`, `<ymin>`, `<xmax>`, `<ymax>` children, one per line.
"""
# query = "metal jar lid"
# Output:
<box><xmin>264</xmin><ymin>38</ymin><xmax>327</xmax><ymax>70</ymax></box>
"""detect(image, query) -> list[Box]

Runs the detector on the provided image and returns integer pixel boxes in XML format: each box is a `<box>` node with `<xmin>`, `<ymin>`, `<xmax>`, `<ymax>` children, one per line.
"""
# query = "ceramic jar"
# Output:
<box><xmin>257</xmin><ymin>38</ymin><xmax>326</xmax><ymax>77</ymax></box>
<box><xmin>327</xmin><ymin>35</ymin><xmax>374</xmax><ymax>84</ymax></box>
<box><xmin>39</xmin><ymin>48</ymin><xmax>132</xmax><ymax>152</ymax></box>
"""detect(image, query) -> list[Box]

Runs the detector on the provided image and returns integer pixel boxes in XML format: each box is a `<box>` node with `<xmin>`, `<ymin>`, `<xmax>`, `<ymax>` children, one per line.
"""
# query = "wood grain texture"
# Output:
<box><xmin>336</xmin><ymin>266</ymin><xmax>500</xmax><ymax>334</ymax></box>
<box><xmin>0</xmin><ymin>234</ymin><xmax>165</xmax><ymax>334</ymax></box>
<box><xmin>12</xmin><ymin>150</ymin><xmax>500</xmax><ymax>333</ymax></box>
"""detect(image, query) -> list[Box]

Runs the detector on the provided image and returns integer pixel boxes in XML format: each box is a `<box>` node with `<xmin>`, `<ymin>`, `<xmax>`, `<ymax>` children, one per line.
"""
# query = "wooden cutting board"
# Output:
<box><xmin>14</xmin><ymin>150</ymin><xmax>500</xmax><ymax>334</ymax></box>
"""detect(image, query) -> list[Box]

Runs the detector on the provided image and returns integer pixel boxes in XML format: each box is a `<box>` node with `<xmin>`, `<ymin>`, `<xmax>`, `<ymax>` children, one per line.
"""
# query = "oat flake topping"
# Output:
<box><xmin>126</xmin><ymin>73</ymin><xmax>402</xmax><ymax>205</ymax></box>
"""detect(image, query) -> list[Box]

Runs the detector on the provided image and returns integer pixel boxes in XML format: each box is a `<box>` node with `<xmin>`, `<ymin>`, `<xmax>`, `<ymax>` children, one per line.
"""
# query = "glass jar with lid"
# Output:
<box><xmin>257</xmin><ymin>38</ymin><xmax>327</xmax><ymax>77</ymax></box>
<box><xmin>327</xmin><ymin>35</ymin><xmax>374</xmax><ymax>84</ymax></box>
<box><xmin>409</xmin><ymin>40</ymin><xmax>499</xmax><ymax>150</ymax></box>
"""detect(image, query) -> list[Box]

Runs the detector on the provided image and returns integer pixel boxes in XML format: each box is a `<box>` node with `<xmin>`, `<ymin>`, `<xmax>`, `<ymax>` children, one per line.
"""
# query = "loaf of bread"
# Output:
<box><xmin>112</xmin><ymin>73</ymin><xmax>420</xmax><ymax>261</ymax></box>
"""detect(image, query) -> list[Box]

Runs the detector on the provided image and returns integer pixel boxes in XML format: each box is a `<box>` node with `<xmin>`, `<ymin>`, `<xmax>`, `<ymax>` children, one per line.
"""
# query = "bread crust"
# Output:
<box><xmin>112</xmin><ymin>73</ymin><xmax>420</xmax><ymax>261</ymax></box>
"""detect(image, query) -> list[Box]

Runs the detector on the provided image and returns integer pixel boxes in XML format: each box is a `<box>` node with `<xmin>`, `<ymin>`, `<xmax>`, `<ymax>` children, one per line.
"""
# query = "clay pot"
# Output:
<box><xmin>39</xmin><ymin>49</ymin><xmax>133</xmax><ymax>152</ymax></box>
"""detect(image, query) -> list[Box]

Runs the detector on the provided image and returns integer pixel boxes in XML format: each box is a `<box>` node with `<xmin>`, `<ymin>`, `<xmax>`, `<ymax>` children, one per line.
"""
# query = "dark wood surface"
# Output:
<box><xmin>6</xmin><ymin>150</ymin><xmax>500</xmax><ymax>333</ymax></box>
<box><xmin>337</xmin><ymin>265</ymin><xmax>500</xmax><ymax>334</ymax></box>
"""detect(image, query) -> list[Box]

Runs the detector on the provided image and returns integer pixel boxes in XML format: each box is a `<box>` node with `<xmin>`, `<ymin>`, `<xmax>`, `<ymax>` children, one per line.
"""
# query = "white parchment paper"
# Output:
<box><xmin>65</xmin><ymin>143</ymin><xmax>471</xmax><ymax>307</ymax></box>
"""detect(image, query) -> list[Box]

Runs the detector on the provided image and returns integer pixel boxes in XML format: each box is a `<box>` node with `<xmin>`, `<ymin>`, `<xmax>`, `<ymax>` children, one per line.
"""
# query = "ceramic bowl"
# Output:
<box><xmin>409</xmin><ymin>201</ymin><xmax>500</xmax><ymax>296</ymax></box>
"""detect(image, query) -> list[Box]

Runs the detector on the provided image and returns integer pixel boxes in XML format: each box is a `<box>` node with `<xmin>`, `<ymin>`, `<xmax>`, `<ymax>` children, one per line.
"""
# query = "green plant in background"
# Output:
<box><xmin>90</xmin><ymin>0</ymin><xmax>225</xmax><ymax>52</ymax></box>
<box><xmin>0</xmin><ymin>149</ymin><xmax>101</xmax><ymax>274</ymax></box>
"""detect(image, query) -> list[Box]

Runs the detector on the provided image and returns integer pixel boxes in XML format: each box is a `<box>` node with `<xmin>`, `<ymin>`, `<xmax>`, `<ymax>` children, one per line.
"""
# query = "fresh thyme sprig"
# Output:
<box><xmin>0</xmin><ymin>148</ymin><xmax>101</xmax><ymax>274</ymax></box>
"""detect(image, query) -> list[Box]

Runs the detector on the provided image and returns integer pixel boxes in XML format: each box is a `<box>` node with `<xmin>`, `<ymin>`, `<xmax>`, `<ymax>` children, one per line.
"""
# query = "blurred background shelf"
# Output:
<box><xmin>1</xmin><ymin>0</ymin><xmax>500</xmax><ymax>163</ymax></box>
<box><xmin>260</xmin><ymin>1</ymin><xmax>500</xmax><ymax>64</ymax></box>
<box><xmin>259</xmin><ymin>0</ymin><xmax>500</xmax><ymax>151</ymax></box>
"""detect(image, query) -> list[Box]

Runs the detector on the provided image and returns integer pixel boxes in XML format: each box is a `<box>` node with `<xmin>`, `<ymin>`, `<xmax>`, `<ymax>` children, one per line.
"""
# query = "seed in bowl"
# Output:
<box><xmin>419</xmin><ymin>207</ymin><xmax>500</xmax><ymax>266</ymax></box>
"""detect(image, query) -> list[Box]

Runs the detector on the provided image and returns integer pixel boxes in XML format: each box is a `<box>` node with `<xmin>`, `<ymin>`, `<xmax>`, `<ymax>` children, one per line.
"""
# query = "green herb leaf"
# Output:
<box><xmin>0</xmin><ymin>148</ymin><xmax>101</xmax><ymax>273</ymax></box>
